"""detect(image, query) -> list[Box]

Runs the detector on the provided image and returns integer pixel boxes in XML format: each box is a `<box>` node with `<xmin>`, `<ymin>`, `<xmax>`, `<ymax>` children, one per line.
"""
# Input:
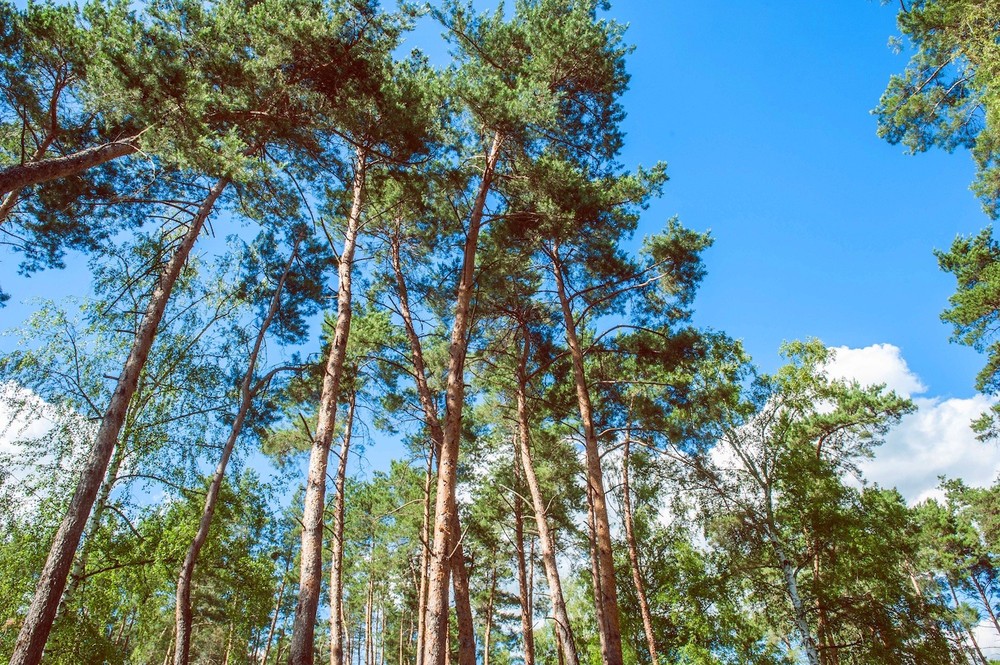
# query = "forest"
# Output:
<box><xmin>2</xmin><ymin>0</ymin><xmax>1000</xmax><ymax>664</ymax></box>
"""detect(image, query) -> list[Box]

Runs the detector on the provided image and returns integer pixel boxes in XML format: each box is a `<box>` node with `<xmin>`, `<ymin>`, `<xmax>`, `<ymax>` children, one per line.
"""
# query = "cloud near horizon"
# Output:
<box><xmin>824</xmin><ymin>344</ymin><xmax>1000</xmax><ymax>504</ymax></box>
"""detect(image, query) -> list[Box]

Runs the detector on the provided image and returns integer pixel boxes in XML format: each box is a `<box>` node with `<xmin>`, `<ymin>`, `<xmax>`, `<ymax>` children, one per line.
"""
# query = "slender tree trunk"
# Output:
<box><xmin>620</xmin><ymin>436</ymin><xmax>660</xmax><ymax>665</ymax></box>
<box><xmin>263</xmin><ymin>559</ymin><xmax>291</xmax><ymax>665</ymax></box>
<box><xmin>949</xmin><ymin>579</ymin><xmax>990</xmax><ymax>665</ymax></box>
<box><xmin>367</xmin><ymin>574</ymin><xmax>376</xmax><ymax>665</ymax></box>
<box><xmin>175</xmin><ymin>238</ymin><xmax>299</xmax><ymax>665</ymax></box>
<box><xmin>9</xmin><ymin>177</ymin><xmax>228</xmax><ymax>665</ymax></box>
<box><xmin>65</xmin><ymin>438</ymin><xmax>127</xmax><ymax>600</ymax></box>
<box><xmin>483</xmin><ymin>564</ymin><xmax>496</xmax><ymax>665</ymax></box>
<box><xmin>223</xmin><ymin>624</ymin><xmax>235</xmax><ymax>665</ymax></box>
<box><xmin>416</xmin><ymin>448</ymin><xmax>432</xmax><ymax>665</ymax></box>
<box><xmin>773</xmin><ymin>540</ymin><xmax>820</xmax><ymax>665</ymax></box>
<box><xmin>399</xmin><ymin>613</ymin><xmax>405</xmax><ymax>665</ymax></box>
<box><xmin>275</xmin><ymin>629</ymin><xmax>287</xmax><ymax>665</ymax></box>
<box><xmin>163</xmin><ymin>625</ymin><xmax>176</xmax><ymax>665</ymax></box>
<box><xmin>391</xmin><ymin>201</ymin><xmax>498</xmax><ymax>665</ymax></box>
<box><xmin>329</xmin><ymin>393</ymin><xmax>356</xmax><ymax>665</ymax></box>
<box><xmin>290</xmin><ymin>149</ymin><xmax>367</xmax><ymax>665</ymax></box>
<box><xmin>550</xmin><ymin>247</ymin><xmax>623</xmax><ymax>665</ymax></box>
<box><xmin>0</xmin><ymin>136</ymin><xmax>140</xmax><ymax>198</ymax></box>
<box><xmin>970</xmin><ymin>573</ymin><xmax>1000</xmax><ymax>637</ymax></box>
<box><xmin>514</xmin><ymin>462</ymin><xmax>536</xmax><ymax>665</ymax></box>
<box><xmin>585</xmin><ymin>484</ymin><xmax>611</xmax><ymax>665</ymax></box>
<box><xmin>513</xmin><ymin>331</ymin><xmax>579</xmax><ymax>665</ymax></box>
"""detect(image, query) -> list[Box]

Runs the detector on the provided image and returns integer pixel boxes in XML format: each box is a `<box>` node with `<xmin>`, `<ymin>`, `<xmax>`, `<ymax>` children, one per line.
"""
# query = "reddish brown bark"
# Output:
<box><xmin>621</xmin><ymin>435</ymin><xmax>659</xmax><ymax>665</ymax></box>
<box><xmin>9</xmin><ymin>177</ymin><xmax>228</xmax><ymax>665</ymax></box>
<box><xmin>330</xmin><ymin>394</ymin><xmax>356</xmax><ymax>665</ymax></box>
<box><xmin>550</xmin><ymin>247</ymin><xmax>624</xmax><ymax>665</ymax></box>
<box><xmin>514</xmin><ymin>332</ymin><xmax>579</xmax><ymax>665</ymax></box>
<box><xmin>0</xmin><ymin>137</ymin><xmax>139</xmax><ymax>198</ymax></box>
<box><xmin>389</xmin><ymin>224</ymin><xmax>483</xmax><ymax>665</ymax></box>
<box><xmin>290</xmin><ymin>149</ymin><xmax>367</xmax><ymax>665</ymax></box>
<box><xmin>514</xmin><ymin>461</ymin><xmax>536</xmax><ymax>665</ymax></box>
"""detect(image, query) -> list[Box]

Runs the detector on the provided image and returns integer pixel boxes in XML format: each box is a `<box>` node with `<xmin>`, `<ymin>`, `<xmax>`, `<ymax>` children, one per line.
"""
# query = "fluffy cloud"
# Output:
<box><xmin>823</xmin><ymin>344</ymin><xmax>1000</xmax><ymax>504</ymax></box>
<box><xmin>825</xmin><ymin>344</ymin><xmax>927</xmax><ymax>397</ymax></box>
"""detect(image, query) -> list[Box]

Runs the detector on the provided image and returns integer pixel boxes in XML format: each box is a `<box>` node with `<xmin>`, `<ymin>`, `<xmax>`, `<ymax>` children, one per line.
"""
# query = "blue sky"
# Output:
<box><xmin>1</xmin><ymin>1</ymin><xmax>989</xmax><ymax>396</ymax></box>
<box><xmin>597</xmin><ymin>0</ymin><xmax>988</xmax><ymax>399</ymax></box>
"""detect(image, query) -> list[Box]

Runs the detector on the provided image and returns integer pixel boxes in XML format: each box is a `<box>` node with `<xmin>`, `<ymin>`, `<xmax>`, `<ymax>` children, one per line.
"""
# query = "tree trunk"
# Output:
<box><xmin>263</xmin><ymin>559</ymin><xmax>291</xmax><ymax>665</ymax></box>
<box><xmin>970</xmin><ymin>573</ymin><xmax>1000</xmax><ymax>637</ymax></box>
<box><xmin>65</xmin><ymin>436</ymin><xmax>127</xmax><ymax>601</ymax></box>
<box><xmin>416</xmin><ymin>448</ymin><xmax>433</xmax><ymax>665</ymax></box>
<box><xmin>585</xmin><ymin>484</ymin><xmax>611</xmax><ymax>665</ymax></box>
<box><xmin>0</xmin><ymin>137</ymin><xmax>140</xmax><ymax>199</ymax></box>
<box><xmin>365</xmin><ymin>575</ymin><xmax>374</xmax><ymax>665</ymax></box>
<box><xmin>514</xmin><ymin>461</ymin><xmax>536</xmax><ymax>665</ymax></box>
<box><xmin>483</xmin><ymin>564</ymin><xmax>496</xmax><ymax>665</ymax></box>
<box><xmin>620</xmin><ymin>436</ymin><xmax>659</xmax><ymax>665</ymax></box>
<box><xmin>330</xmin><ymin>393</ymin><xmax>356</xmax><ymax>665</ymax></box>
<box><xmin>175</xmin><ymin>238</ymin><xmax>299</xmax><ymax>665</ymax></box>
<box><xmin>290</xmin><ymin>148</ymin><xmax>367</xmax><ymax>665</ymax></box>
<box><xmin>949</xmin><ymin>579</ymin><xmax>990</xmax><ymax>665</ymax></box>
<box><xmin>391</xmin><ymin>193</ymin><xmax>502</xmax><ymax>665</ymax></box>
<box><xmin>513</xmin><ymin>333</ymin><xmax>579</xmax><ymax>665</ymax></box>
<box><xmin>773</xmin><ymin>540</ymin><xmax>820</xmax><ymax>665</ymax></box>
<box><xmin>9</xmin><ymin>176</ymin><xmax>228</xmax><ymax>665</ymax></box>
<box><xmin>550</xmin><ymin>247</ymin><xmax>623</xmax><ymax>665</ymax></box>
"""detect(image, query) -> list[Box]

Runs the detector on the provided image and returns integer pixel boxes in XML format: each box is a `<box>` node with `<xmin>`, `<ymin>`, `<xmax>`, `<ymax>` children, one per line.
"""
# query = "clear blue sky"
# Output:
<box><xmin>605</xmin><ymin>0</ymin><xmax>989</xmax><ymax>398</ymax></box>
<box><xmin>0</xmin><ymin>0</ymin><xmax>990</xmax><ymax>403</ymax></box>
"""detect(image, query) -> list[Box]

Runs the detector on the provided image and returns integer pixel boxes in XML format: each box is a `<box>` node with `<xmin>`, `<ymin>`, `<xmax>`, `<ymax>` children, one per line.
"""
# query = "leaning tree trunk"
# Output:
<box><xmin>9</xmin><ymin>176</ymin><xmax>228</xmax><ymax>665</ymax></box>
<box><xmin>550</xmin><ymin>247</ymin><xmax>624</xmax><ymax>665</ymax></box>
<box><xmin>290</xmin><ymin>149</ymin><xmax>367</xmax><ymax>665</ymax></box>
<box><xmin>175</xmin><ymin>237</ymin><xmax>299</xmax><ymax>665</ymax></box>
<box><xmin>330</xmin><ymin>393</ymin><xmax>357</xmax><ymax>665</ymax></box>
<box><xmin>0</xmin><ymin>136</ymin><xmax>140</xmax><ymax>199</ymax></box>
<box><xmin>0</xmin><ymin>125</ymin><xmax>59</xmax><ymax>223</ymax></box>
<box><xmin>970</xmin><ymin>573</ymin><xmax>1000</xmax><ymax>637</ymax></box>
<box><xmin>514</xmin><ymin>332</ymin><xmax>579</xmax><ymax>665</ymax></box>
<box><xmin>621</xmin><ymin>435</ymin><xmax>659</xmax><ymax>665</ymax></box>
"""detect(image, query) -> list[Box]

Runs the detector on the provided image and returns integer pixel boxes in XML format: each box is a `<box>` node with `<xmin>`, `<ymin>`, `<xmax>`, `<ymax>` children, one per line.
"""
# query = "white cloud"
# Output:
<box><xmin>823</xmin><ymin>344</ymin><xmax>1000</xmax><ymax>504</ymax></box>
<box><xmin>825</xmin><ymin>344</ymin><xmax>927</xmax><ymax>397</ymax></box>
<box><xmin>0</xmin><ymin>382</ymin><xmax>54</xmax><ymax>454</ymax></box>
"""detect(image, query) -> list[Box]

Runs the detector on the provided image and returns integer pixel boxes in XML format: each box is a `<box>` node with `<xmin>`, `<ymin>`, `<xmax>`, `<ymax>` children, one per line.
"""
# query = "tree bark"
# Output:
<box><xmin>513</xmin><ymin>332</ymin><xmax>579</xmax><ymax>665</ymax></box>
<box><xmin>262</xmin><ymin>559</ymin><xmax>291</xmax><ymax>665</ymax></box>
<box><xmin>175</xmin><ymin>237</ymin><xmax>299</xmax><ymax>665</ymax></box>
<box><xmin>390</xmin><ymin>204</ymin><xmax>496</xmax><ymax>665</ymax></box>
<box><xmin>550</xmin><ymin>247</ymin><xmax>624</xmax><ymax>665</ymax></box>
<box><xmin>773</xmin><ymin>540</ymin><xmax>820</xmax><ymax>665</ymax></box>
<box><xmin>9</xmin><ymin>176</ymin><xmax>228</xmax><ymax>665</ymax></box>
<box><xmin>620</xmin><ymin>435</ymin><xmax>659</xmax><ymax>665</ymax></box>
<box><xmin>514</xmin><ymin>458</ymin><xmax>536</xmax><ymax>665</ymax></box>
<box><xmin>949</xmin><ymin>579</ymin><xmax>990</xmax><ymax>665</ymax></box>
<box><xmin>0</xmin><ymin>137</ymin><xmax>139</xmax><ymax>199</ymax></box>
<box><xmin>290</xmin><ymin>148</ymin><xmax>367</xmax><ymax>665</ymax></box>
<box><xmin>330</xmin><ymin>393</ymin><xmax>357</xmax><ymax>665</ymax></box>
<box><xmin>970</xmin><ymin>573</ymin><xmax>1000</xmax><ymax>637</ymax></box>
<box><xmin>483</xmin><ymin>564</ymin><xmax>496</xmax><ymax>665</ymax></box>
